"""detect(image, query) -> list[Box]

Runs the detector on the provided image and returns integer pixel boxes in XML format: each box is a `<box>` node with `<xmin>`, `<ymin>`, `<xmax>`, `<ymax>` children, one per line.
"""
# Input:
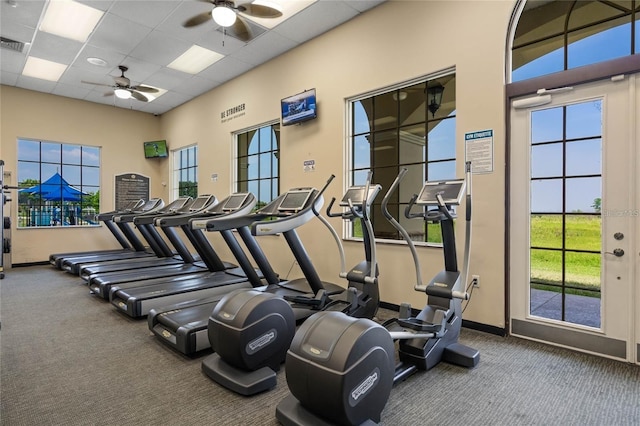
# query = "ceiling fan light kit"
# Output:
<box><xmin>114</xmin><ymin>88</ymin><xmax>131</xmax><ymax>100</ymax></box>
<box><xmin>212</xmin><ymin>4</ymin><xmax>237</xmax><ymax>27</ymax></box>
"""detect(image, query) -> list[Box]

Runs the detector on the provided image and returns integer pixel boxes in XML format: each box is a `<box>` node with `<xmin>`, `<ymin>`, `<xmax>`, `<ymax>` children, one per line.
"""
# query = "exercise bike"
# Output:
<box><xmin>276</xmin><ymin>162</ymin><xmax>479</xmax><ymax>426</ymax></box>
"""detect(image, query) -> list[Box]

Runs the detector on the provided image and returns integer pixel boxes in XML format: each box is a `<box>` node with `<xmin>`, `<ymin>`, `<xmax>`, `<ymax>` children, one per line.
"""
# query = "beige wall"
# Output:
<box><xmin>0</xmin><ymin>0</ymin><xmax>515</xmax><ymax>328</ymax></box>
<box><xmin>0</xmin><ymin>86</ymin><xmax>165</xmax><ymax>263</ymax></box>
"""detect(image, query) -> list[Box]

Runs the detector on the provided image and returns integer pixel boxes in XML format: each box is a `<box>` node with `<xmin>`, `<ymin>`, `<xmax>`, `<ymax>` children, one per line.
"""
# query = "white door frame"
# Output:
<box><xmin>509</xmin><ymin>75</ymin><xmax>638</xmax><ymax>362</ymax></box>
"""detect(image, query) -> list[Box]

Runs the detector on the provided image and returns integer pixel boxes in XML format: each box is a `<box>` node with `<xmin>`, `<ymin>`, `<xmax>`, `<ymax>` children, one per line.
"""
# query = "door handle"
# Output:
<box><xmin>605</xmin><ymin>248</ymin><xmax>625</xmax><ymax>257</ymax></box>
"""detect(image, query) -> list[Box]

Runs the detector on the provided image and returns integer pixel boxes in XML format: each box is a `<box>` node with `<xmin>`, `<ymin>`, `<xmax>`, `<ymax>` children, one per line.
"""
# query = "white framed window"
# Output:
<box><xmin>172</xmin><ymin>145</ymin><xmax>198</xmax><ymax>200</ymax></box>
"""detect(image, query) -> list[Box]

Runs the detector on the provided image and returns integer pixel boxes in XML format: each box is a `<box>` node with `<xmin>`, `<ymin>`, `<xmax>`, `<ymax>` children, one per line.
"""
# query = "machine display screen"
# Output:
<box><xmin>416</xmin><ymin>180</ymin><xmax>465</xmax><ymax>205</ymax></box>
<box><xmin>223</xmin><ymin>194</ymin><xmax>249</xmax><ymax>211</ymax></box>
<box><xmin>340</xmin><ymin>186</ymin><xmax>379</xmax><ymax>206</ymax></box>
<box><xmin>190</xmin><ymin>196</ymin><xmax>211</xmax><ymax>211</ymax></box>
<box><xmin>278</xmin><ymin>190</ymin><xmax>313</xmax><ymax>211</ymax></box>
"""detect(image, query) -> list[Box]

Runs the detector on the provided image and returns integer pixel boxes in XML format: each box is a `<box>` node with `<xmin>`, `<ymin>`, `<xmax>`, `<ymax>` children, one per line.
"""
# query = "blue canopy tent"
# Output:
<box><xmin>19</xmin><ymin>173</ymin><xmax>88</xmax><ymax>225</ymax></box>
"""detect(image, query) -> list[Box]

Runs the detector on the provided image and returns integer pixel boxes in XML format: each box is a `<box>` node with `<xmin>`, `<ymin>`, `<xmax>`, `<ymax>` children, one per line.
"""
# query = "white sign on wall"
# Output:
<box><xmin>465</xmin><ymin>129</ymin><xmax>494</xmax><ymax>174</ymax></box>
<box><xmin>303</xmin><ymin>159</ymin><xmax>315</xmax><ymax>172</ymax></box>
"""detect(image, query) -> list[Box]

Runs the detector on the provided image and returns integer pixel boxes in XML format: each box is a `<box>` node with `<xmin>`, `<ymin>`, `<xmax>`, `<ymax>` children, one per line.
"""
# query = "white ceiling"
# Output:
<box><xmin>0</xmin><ymin>0</ymin><xmax>385</xmax><ymax>115</ymax></box>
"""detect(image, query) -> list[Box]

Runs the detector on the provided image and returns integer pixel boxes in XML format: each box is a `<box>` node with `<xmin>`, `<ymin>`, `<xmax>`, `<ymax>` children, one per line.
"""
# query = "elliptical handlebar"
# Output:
<box><xmin>381</xmin><ymin>168</ymin><xmax>424</xmax><ymax>290</ymax></box>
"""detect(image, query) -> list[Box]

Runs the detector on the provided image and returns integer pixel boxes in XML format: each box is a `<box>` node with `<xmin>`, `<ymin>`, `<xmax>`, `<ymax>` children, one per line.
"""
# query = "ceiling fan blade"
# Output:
<box><xmin>103</xmin><ymin>91</ymin><xmax>115</xmax><ymax>97</ymax></box>
<box><xmin>237</xmin><ymin>3</ymin><xmax>282</xmax><ymax>18</ymax></box>
<box><xmin>131</xmin><ymin>85</ymin><xmax>159</xmax><ymax>94</ymax></box>
<box><xmin>130</xmin><ymin>91</ymin><xmax>149</xmax><ymax>102</ymax></box>
<box><xmin>227</xmin><ymin>16</ymin><xmax>252</xmax><ymax>42</ymax></box>
<box><xmin>81</xmin><ymin>80</ymin><xmax>113</xmax><ymax>88</ymax></box>
<box><xmin>184</xmin><ymin>11</ymin><xmax>213</xmax><ymax>27</ymax></box>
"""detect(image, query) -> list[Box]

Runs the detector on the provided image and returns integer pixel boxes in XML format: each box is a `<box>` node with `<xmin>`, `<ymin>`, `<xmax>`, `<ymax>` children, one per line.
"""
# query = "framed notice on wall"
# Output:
<box><xmin>465</xmin><ymin>129</ymin><xmax>494</xmax><ymax>174</ymax></box>
<box><xmin>115</xmin><ymin>173</ymin><xmax>150</xmax><ymax>210</ymax></box>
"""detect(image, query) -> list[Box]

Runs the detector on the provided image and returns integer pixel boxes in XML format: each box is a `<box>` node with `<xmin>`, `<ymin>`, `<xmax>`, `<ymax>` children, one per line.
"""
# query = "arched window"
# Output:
<box><xmin>512</xmin><ymin>0</ymin><xmax>639</xmax><ymax>82</ymax></box>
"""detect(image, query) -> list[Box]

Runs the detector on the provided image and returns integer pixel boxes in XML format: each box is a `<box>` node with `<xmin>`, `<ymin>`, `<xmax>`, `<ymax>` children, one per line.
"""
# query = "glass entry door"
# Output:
<box><xmin>510</xmin><ymin>75</ymin><xmax>638</xmax><ymax>362</ymax></box>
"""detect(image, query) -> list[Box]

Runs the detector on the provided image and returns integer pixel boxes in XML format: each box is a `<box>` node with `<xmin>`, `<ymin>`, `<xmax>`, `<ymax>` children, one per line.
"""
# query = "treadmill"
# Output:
<box><xmin>49</xmin><ymin>199</ymin><xmax>147</xmax><ymax>270</ymax></box>
<box><xmin>148</xmin><ymin>181</ymin><xmax>346</xmax><ymax>356</ymax></box>
<box><xmin>60</xmin><ymin>198</ymin><xmax>166</xmax><ymax>274</ymax></box>
<box><xmin>107</xmin><ymin>192</ymin><xmax>269</xmax><ymax>318</ymax></box>
<box><xmin>77</xmin><ymin>195</ymin><xmax>215</xmax><ymax>281</ymax></box>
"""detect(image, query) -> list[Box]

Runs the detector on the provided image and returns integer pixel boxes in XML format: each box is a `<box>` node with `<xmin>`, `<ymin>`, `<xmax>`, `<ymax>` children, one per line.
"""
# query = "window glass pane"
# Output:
<box><xmin>531</xmin><ymin>178</ymin><xmax>562</xmax><ymax>212</ymax></box>
<box><xmin>41</xmin><ymin>163</ymin><xmax>58</xmax><ymax>180</ymax></box>
<box><xmin>398</xmin><ymin>163</ymin><xmax>426</xmax><ymax>206</ymax></box>
<box><xmin>41</xmin><ymin>142</ymin><xmax>61</xmax><ymax>163</ymax></box>
<box><xmin>353</xmin><ymin>135</ymin><xmax>371</xmax><ymax>170</ymax></box>
<box><xmin>248</xmin><ymin>130</ymin><xmax>259</xmax><ymax>155</ymax></box>
<box><xmin>531</xmin><ymin>107</ymin><xmax>563</xmax><ymax>143</ymax></box>
<box><xmin>17</xmin><ymin>161</ymin><xmax>39</xmax><ymax>183</ymax></box>
<box><xmin>427</xmin><ymin>118</ymin><xmax>455</xmax><ymax>161</ymax></box>
<box><xmin>566</xmin><ymin>139</ymin><xmax>601</xmax><ymax>176</ymax></box>
<box><xmin>237</xmin><ymin>157</ymin><xmax>248</xmax><ymax>181</ymax></box>
<box><xmin>259</xmin><ymin>180</ymin><xmax>271</xmax><ymax>204</ymax></box>
<box><xmin>259</xmin><ymin>126</ymin><xmax>271</xmax><ymax>152</ymax></box>
<box><xmin>530</xmin><ymin>250</ymin><xmax>563</xmax><ymax>320</ymax></box>
<box><xmin>531</xmin><ymin>143</ymin><xmax>563</xmax><ymax>178</ymax></box>
<box><xmin>399</xmin><ymin>125</ymin><xmax>425</xmax><ymax>164</ymax></box>
<box><xmin>372</xmin><ymin>131</ymin><xmax>398</xmax><ymax>167</ymax></box>
<box><xmin>272</xmin><ymin>152</ymin><xmax>279</xmax><ymax>178</ymax></box>
<box><xmin>531</xmin><ymin>214</ymin><xmax>563</xmax><ymax>249</ymax></box>
<box><xmin>259</xmin><ymin>153</ymin><xmax>271</xmax><ymax>179</ymax></box>
<box><xmin>353</xmin><ymin>169</ymin><xmax>370</xmax><ymax>186</ymax></box>
<box><xmin>565</xmin><ymin>215</ymin><xmax>601</xmax><ymax>251</ymax></box>
<box><xmin>180</xmin><ymin>169</ymin><xmax>188</xmax><ymax>182</ymax></box>
<box><xmin>566</xmin><ymin>100</ymin><xmax>602</xmax><ymax>140</ymax></box>
<box><xmin>62</xmin><ymin>165</ymin><xmax>81</xmax><ymax>185</ymax></box>
<box><xmin>238</xmin><ymin>133</ymin><xmax>249</xmax><ymax>157</ymax></box>
<box><xmin>636</xmin><ymin>18</ymin><xmax>640</xmax><ymax>53</ymax></box>
<box><xmin>238</xmin><ymin>181</ymin><xmax>248</xmax><ymax>192</ymax></box>
<box><xmin>428</xmin><ymin>160</ymin><xmax>456</xmax><ymax>181</ymax></box>
<box><xmin>398</xmin><ymin>82</ymin><xmax>425</xmax><ymax>126</ymax></box>
<box><xmin>512</xmin><ymin>36</ymin><xmax>564</xmax><ymax>82</ymax></box>
<box><xmin>566</xmin><ymin>176</ymin><xmax>601</xmax><ymax>213</ymax></box>
<box><xmin>180</xmin><ymin>151</ymin><xmax>189</xmax><ymax>169</ymax></box>
<box><xmin>273</xmin><ymin>124</ymin><xmax>280</xmax><ymax>150</ymax></box>
<box><xmin>248</xmin><ymin>180</ymin><xmax>259</xmax><ymax>198</ymax></box>
<box><xmin>272</xmin><ymin>179</ymin><xmax>278</xmax><ymax>201</ymax></box>
<box><xmin>62</xmin><ymin>145</ymin><xmax>81</xmax><ymax>165</ymax></box>
<box><xmin>568</xmin><ymin>2</ymin><xmax>626</xmax><ymax>31</ymax></box>
<box><xmin>247</xmin><ymin>155</ymin><xmax>258</xmax><ymax>180</ymax></box>
<box><xmin>568</xmin><ymin>20</ymin><xmax>632</xmax><ymax>68</ymax></box>
<box><xmin>373</xmin><ymin>92</ymin><xmax>397</xmax><ymax>131</ymax></box>
<box><xmin>82</xmin><ymin>146</ymin><xmax>100</xmax><ymax>166</ymax></box>
<box><xmin>353</xmin><ymin>99</ymin><xmax>372</xmax><ymax>135</ymax></box>
<box><xmin>514</xmin><ymin>2</ymin><xmax>573</xmax><ymax>46</ymax></box>
<box><xmin>18</xmin><ymin>139</ymin><xmax>40</xmax><ymax>161</ymax></box>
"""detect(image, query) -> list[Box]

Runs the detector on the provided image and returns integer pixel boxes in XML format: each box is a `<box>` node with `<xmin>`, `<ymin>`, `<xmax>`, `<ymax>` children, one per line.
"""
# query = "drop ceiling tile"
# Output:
<box><xmin>144</xmin><ymin>67</ymin><xmax>191</xmax><ymax>91</ymax></box>
<box><xmin>16</xmin><ymin>75</ymin><xmax>57</xmax><ymax>93</ymax></box>
<box><xmin>0</xmin><ymin>0</ymin><xmax>45</xmax><ymax>30</ymax></box>
<box><xmin>0</xmin><ymin>48</ymin><xmax>27</xmax><ymax>74</ymax></box>
<box><xmin>87</xmin><ymin>13</ymin><xmax>153</xmax><ymax>56</ymax></box>
<box><xmin>1</xmin><ymin>70</ymin><xmax>19</xmax><ymax>86</ymax></box>
<box><xmin>73</xmin><ymin>45</ymin><xmax>126</xmax><ymax>71</ymax></box>
<box><xmin>245</xmin><ymin>0</ymin><xmax>316</xmax><ymax>30</ymax></box>
<box><xmin>138</xmin><ymin>101</ymin><xmax>169</xmax><ymax>115</ymax></box>
<box><xmin>231</xmin><ymin>31</ymin><xmax>297</xmax><ymax>66</ymax></box>
<box><xmin>75</xmin><ymin>0</ymin><xmax>115</xmax><ymax>12</ymax></box>
<box><xmin>52</xmin><ymin>82</ymin><xmax>93</xmax><ymax>99</ymax></box>
<box><xmin>108</xmin><ymin>0</ymin><xmax>181</xmax><ymax>28</ymax></box>
<box><xmin>28</xmin><ymin>32</ymin><xmax>83</xmax><ymax>64</ymax></box>
<box><xmin>115</xmin><ymin>56</ymin><xmax>162</xmax><ymax>83</ymax></box>
<box><xmin>149</xmin><ymin>90</ymin><xmax>191</xmax><ymax>108</ymax></box>
<box><xmin>195</xmin><ymin>29</ymin><xmax>245</xmax><ymax>57</ymax></box>
<box><xmin>0</xmin><ymin>21</ymin><xmax>37</xmax><ymax>48</ymax></box>
<box><xmin>128</xmin><ymin>30</ymin><xmax>192</xmax><ymax>66</ymax></box>
<box><xmin>273</xmin><ymin>1</ymin><xmax>360</xmax><ymax>43</ymax></box>
<box><xmin>172</xmin><ymin>75</ymin><xmax>221</xmax><ymax>97</ymax></box>
<box><xmin>59</xmin><ymin>65</ymin><xmax>111</xmax><ymax>87</ymax></box>
<box><xmin>344</xmin><ymin>0</ymin><xmax>386</xmax><ymax>13</ymax></box>
<box><xmin>197</xmin><ymin>56</ymin><xmax>254</xmax><ymax>83</ymax></box>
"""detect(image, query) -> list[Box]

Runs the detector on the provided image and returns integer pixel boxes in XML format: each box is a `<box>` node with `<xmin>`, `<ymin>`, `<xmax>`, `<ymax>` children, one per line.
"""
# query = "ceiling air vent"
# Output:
<box><xmin>0</xmin><ymin>36</ymin><xmax>26</xmax><ymax>53</ymax></box>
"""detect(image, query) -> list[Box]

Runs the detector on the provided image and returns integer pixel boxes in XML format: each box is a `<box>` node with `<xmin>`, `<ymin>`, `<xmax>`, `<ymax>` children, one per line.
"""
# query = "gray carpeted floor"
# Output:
<box><xmin>1</xmin><ymin>265</ymin><xmax>639</xmax><ymax>425</ymax></box>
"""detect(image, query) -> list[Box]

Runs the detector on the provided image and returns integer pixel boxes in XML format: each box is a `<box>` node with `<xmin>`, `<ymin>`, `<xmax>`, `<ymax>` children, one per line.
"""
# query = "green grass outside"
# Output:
<box><xmin>530</xmin><ymin>215</ymin><xmax>601</xmax><ymax>296</ymax></box>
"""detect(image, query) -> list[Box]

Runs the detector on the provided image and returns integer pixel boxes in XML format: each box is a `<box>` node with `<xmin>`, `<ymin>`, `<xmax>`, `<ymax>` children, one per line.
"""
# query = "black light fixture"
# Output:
<box><xmin>426</xmin><ymin>83</ymin><xmax>444</xmax><ymax>118</ymax></box>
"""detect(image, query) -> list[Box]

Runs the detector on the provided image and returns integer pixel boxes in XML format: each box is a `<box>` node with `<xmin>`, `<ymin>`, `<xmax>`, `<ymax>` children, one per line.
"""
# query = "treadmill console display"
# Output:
<box><xmin>416</xmin><ymin>179</ymin><xmax>465</xmax><ymax>205</ymax></box>
<box><xmin>278</xmin><ymin>190</ymin><xmax>313</xmax><ymax>212</ymax></box>
<box><xmin>222</xmin><ymin>193</ymin><xmax>249</xmax><ymax>211</ymax></box>
<box><xmin>189</xmin><ymin>196</ymin><xmax>211</xmax><ymax>211</ymax></box>
<box><xmin>339</xmin><ymin>186</ymin><xmax>378</xmax><ymax>207</ymax></box>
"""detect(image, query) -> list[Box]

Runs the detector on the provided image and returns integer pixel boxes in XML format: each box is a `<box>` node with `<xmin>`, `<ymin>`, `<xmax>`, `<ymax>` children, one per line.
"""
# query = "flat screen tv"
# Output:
<box><xmin>281</xmin><ymin>89</ymin><xmax>317</xmax><ymax>126</ymax></box>
<box><xmin>144</xmin><ymin>140</ymin><xmax>168</xmax><ymax>158</ymax></box>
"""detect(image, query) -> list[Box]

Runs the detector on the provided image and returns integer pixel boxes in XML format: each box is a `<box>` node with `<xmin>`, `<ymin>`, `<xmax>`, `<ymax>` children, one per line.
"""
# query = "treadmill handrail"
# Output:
<box><xmin>190</xmin><ymin>194</ymin><xmax>258</xmax><ymax>230</ymax></box>
<box><xmin>134</xmin><ymin>197</ymin><xmax>194</xmax><ymax>225</ymax></box>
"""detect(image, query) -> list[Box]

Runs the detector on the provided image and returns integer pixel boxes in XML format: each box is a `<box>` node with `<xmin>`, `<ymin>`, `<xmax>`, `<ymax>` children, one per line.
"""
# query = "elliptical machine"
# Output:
<box><xmin>276</xmin><ymin>163</ymin><xmax>479</xmax><ymax>426</ymax></box>
<box><xmin>201</xmin><ymin>174</ymin><xmax>382</xmax><ymax>396</ymax></box>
